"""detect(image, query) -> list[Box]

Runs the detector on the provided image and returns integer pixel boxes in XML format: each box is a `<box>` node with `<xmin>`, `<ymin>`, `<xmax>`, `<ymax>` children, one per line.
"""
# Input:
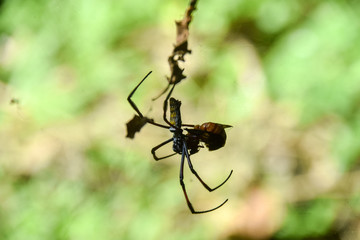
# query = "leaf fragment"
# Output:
<box><xmin>126</xmin><ymin>115</ymin><xmax>152</xmax><ymax>139</ymax></box>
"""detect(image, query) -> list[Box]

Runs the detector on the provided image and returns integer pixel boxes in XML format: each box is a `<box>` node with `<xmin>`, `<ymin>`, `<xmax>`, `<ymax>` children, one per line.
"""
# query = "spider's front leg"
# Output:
<box><xmin>127</xmin><ymin>71</ymin><xmax>169</xmax><ymax>130</ymax></box>
<box><xmin>127</xmin><ymin>71</ymin><xmax>152</xmax><ymax>118</ymax></box>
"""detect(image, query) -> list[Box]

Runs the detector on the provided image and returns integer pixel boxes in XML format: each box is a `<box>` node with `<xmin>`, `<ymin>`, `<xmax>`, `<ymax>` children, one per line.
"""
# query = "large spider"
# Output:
<box><xmin>127</xmin><ymin>71</ymin><xmax>233</xmax><ymax>214</ymax></box>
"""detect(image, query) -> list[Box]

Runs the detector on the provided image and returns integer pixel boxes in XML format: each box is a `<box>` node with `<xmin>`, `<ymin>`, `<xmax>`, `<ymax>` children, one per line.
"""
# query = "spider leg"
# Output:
<box><xmin>127</xmin><ymin>71</ymin><xmax>152</xmax><ymax>118</ymax></box>
<box><xmin>180</xmin><ymin>142</ymin><xmax>228</xmax><ymax>214</ymax></box>
<box><xmin>127</xmin><ymin>71</ymin><xmax>169</xmax><ymax>129</ymax></box>
<box><xmin>151</xmin><ymin>138</ymin><xmax>177</xmax><ymax>161</ymax></box>
<box><xmin>183</xmin><ymin>141</ymin><xmax>233</xmax><ymax>192</ymax></box>
<box><xmin>182</xmin><ymin>124</ymin><xmax>195</xmax><ymax>127</ymax></box>
<box><xmin>152</xmin><ymin>83</ymin><xmax>171</xmax><ymax>101</ymax></box>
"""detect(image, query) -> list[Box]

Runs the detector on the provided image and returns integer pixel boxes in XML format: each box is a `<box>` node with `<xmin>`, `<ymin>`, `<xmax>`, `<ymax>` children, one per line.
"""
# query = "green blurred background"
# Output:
<box><xmin>1</xmin><ymin>0</ymin><xmax>360</xmax><ymax>239</ymax></box>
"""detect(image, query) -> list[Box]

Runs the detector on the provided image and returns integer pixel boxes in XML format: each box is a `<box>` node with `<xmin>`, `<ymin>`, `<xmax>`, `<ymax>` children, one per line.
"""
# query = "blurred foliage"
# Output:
<box><xmin>276</xmin><ymin>199</ymin><xmax>338</xmax><ymax>239</ymax></box>
<box><xmin>1</xmin><ymin>0</ymin><xmax>360</xmax><ymax>239</ymax></box>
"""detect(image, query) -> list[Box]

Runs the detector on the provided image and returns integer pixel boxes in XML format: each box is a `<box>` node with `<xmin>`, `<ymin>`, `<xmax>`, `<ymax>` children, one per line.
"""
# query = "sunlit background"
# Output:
<box><xmin>1</xmin><ymin>0</ymin><xmax>360</xmax><ymax>239</ymax></box>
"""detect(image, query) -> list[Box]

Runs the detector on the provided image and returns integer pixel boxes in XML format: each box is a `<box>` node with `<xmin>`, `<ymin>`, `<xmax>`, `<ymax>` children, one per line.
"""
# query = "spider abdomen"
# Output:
<box><xmin>169</xmin><ymin>98</ymin><xmax>182</xmax><ymax>128</ymax></box>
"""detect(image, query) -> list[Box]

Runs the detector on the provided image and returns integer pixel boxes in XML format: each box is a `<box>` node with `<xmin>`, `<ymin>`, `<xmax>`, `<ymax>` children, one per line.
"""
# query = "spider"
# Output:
<box><xmin>127</xmin><ymin>71</ymin><xmax>233</xmax><ymax>214</ymax></box>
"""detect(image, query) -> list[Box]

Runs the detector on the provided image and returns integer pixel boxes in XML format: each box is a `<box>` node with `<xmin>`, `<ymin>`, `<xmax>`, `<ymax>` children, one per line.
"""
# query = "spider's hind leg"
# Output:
<box><xmin>183</xmin><ymin>141</ymin><xmax>233</xmax><ymax>192</ymax></box>
<box><xmin>179</xmin><ymin>142</ymin><xmax>229</xmax><ymax>214</ymax></box>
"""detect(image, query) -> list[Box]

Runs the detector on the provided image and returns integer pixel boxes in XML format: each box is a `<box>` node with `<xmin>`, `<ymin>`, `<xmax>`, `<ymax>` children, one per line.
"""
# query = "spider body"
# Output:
<box><xmin>127</xmin><ymin>71</ymin><xmax>233</xmax><ymax>214</ymax></box>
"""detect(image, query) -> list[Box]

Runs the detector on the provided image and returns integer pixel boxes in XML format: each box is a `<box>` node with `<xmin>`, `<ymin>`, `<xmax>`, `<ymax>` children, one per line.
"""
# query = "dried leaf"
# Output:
<box><xmin>126</xmin><ymin>115</ymin><xmax>152</xmax><ymax>139</ymax></box>
<box><xmin>173</xmin><ymin>0</ymin><xmax>196</xmax><ymax>59</ymax></box>
<box><xmin>168</xmin><ymin>55</ymin><xmax>186</xmax><ymax>85</ymax></box>
<box><xmin>153</xmin><ymin>0</ymin><xmax>197</xmax><ymax>100</ymax></box>
<box><xmin>169</xmin><ymin>0</ymin><xmax>197</xmax><ymax>84</ymax></box>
